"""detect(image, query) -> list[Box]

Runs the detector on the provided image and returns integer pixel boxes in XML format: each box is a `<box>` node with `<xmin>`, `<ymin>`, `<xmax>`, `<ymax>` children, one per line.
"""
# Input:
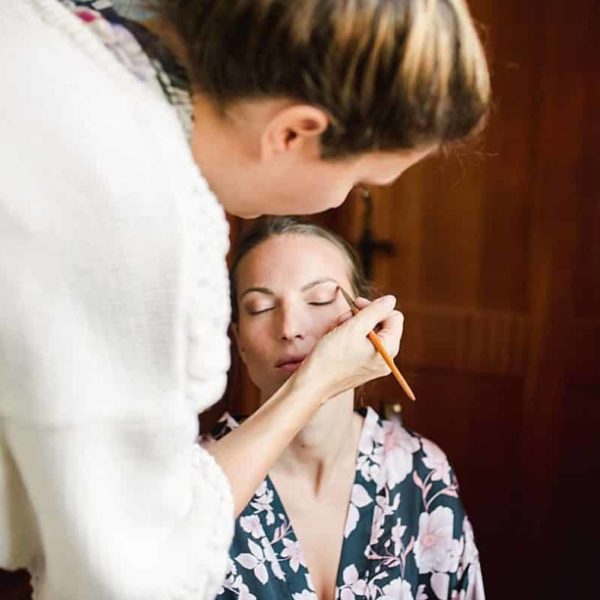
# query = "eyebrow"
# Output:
<box><xmin>239</xmin><ymin>278</ymin><xmax>338</xmax><ymax>299</ymax></box>
<box><xmin>301</xmin><ymin>278</ymin><xmax>338</xmax><ymax>291</ymax></box>
<box><xmin>240</xmin><ymin>286</ymin><xmax>275</xmax><ymax>300</ymax></box>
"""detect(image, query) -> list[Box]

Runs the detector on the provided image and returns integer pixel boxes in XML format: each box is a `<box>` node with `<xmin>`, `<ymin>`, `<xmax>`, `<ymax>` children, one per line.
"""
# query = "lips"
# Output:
<box><xmin>275</xmin><ymin>354</ymin><xmax>308</xmax><ymax>373</ymax></box>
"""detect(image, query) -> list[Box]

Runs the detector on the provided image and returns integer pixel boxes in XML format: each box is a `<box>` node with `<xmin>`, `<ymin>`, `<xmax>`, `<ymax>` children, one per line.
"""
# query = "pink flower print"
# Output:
<box><xmin>281</xmin><ymin>538</ymin><xmax>305</xmax><ymax>573</ymax></box>
<box><xmin>382</xmin><ymin>421</ymin><xmax>420</xmax><ymax>487</ymax></box>
<box><xmin>414</xmin><ymin>507</ymin><xmax>462</xmax><ymax>573</ymax></box>
<box><xmin>339</xmin><ymin>565</ymin><xmax>368</xmax><ymax>600</ymax></box>
<box><xmin>240</xmin><ymin>515</ymin><xmax>265</xmax><ymax>539</ymax></box>
<box><xmin>458</xmin><ymin>560</ymin><xmax>486</xmax><ymax>600</ymax></box>
<box><xmin>416</xmin><ymin>584</ymin><xmax>429</xmax><ymax>600</ymax></box>
<box><xmin>345</xmin><ymin>484</ymin><xmax>372</xmax><ymax>537</ymax></box>
<box><xmin>365</xmin><ymin>572</ymin><xmax>385</xmax><ymax>598</ymax></box>
<box><xmin>421</xmin><ymin>439</ymin><xmax>452</xmax><ymax>486</ymax></box>
<box><xmin>235</xmin><ymin>539</ymin><xmax>270</xmax><ymax>585</ymax></box>
<box><xmin>222</xmin><ymin>564</ymin><xmax>258</xmax><ymax>599</ymax></box>
<box><xmin>390</xmin><ymin>518</ymin><xmax>407</xmax><ymax>555</ymax></box>
<box><xmin>431</xmin><ymin>572</ymin><xmax>450</xmax><ymax>599</ymax></box>
<box><xmin>369</xmin><ymin>490</ymin><xmax>400</xmax><ymax>545</ymax></box>
<box><xmin>359</xmin><ymin>433</ymin><xmax>375</xmax><ymax>457</ymax></box>
<box><xmin>250</xmin><ymin>485</ymin><xmax>276</xmax><ymax>525</ymax></box>
<box><xmin>255</xmin><ymin>480</ymin><xmax>268</xmax><ymax>496</ymax></box>
<box><xmin>293</xmin><ymin>592</ymin><xmax>317</xmax><ymax>600</ymax></box>
<box><xmin>357</xmin><ymin>454</ymin><xmax>380</xmax><ymax>484</ymax></box>
<box><xmin>459</xmin><ymin>517</ymin><xmax>479</xmax><ymax>573</ymax></box>
<box><xmin>236</xmin><ymin>582</ymin><xmax>257</xmax><ymax>600</ymax></box>
<box><xmin>360</xmin><ymin>411</ymin><xmax>385</xmax><ymax>454</ymax></box>
<box><xmin>380</xmin><ymin>577</ymin><xmax>415</xmax><ymax>600</ymax></box>
<box><xmin>346</xmin><ymin>507</ymin><xmax>360</xmax><ymax>538</ymax></box>
<box><xmin>371</xmin><ymin>417</ymin><xmax>386</xmax><ymax>445</ymax></box>
<box><xmin>369</xmin><ymin>504</ymin><xmax>385</xmax><ymax>546</ymax></box>
<box><xmin>262</xmin><ymin>539</ymin><xmax>285</xmax><ymax>581</ymax></box>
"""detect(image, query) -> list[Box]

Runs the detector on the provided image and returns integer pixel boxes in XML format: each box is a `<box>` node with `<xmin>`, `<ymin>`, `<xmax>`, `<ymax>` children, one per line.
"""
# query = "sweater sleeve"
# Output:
<box><xmin>1</xmin><ymin>418</ymin><xmax>234</xmax><ymax>600</ymax></box>
<box><xmin>0</xmin><ymin>2</ymin><xmax>233</xmax><ymax>598</ymax></box>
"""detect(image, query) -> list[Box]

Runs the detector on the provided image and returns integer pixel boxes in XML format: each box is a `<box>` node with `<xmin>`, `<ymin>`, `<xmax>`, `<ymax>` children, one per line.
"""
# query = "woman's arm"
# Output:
<box><xmin>208</xmin><ymin>295</ymin><xmax>404</xmax><ymax>515</ymax></box>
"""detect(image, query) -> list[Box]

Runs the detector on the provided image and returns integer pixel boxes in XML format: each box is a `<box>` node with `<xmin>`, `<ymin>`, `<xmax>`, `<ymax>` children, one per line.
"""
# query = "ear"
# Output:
<box><xmin>260</xmin><ymin>105</ymin><xmax>329</xmax><ymax>160</ymax></box>
<box><xmin>231</xmin><ymin>323</ymin><xmax>247</xmax><ymax>364</ymax></box>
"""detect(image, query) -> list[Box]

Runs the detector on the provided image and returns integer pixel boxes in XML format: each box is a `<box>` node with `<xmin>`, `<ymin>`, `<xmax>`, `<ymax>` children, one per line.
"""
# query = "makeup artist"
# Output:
<box><xmin>0</xmin><ymin>1</ymin><xmax>489</xmax><ymax>599</ymax></box>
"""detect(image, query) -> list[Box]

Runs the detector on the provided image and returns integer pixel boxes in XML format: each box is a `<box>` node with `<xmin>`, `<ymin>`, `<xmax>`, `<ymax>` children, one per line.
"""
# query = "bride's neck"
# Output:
<box><xmin>269</xmin><ymin>390</ymin><xmax>361</xmax><ymax>491</ymax></box>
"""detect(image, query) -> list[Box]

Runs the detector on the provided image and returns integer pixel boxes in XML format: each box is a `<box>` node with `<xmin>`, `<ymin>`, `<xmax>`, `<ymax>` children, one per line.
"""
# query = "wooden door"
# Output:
<box><xmin>222</xmin><ymin>1</ymin><xmax>600</xmax><ymax>598</ymax></box>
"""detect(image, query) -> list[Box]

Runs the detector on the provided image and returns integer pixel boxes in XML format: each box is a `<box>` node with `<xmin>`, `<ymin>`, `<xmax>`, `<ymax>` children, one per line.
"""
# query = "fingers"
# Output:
<box><xmin>342</xmin><ymin>295</ymin><xmax>404</xmax><ymax>357</ymax></box>
<box><xmin>303</xmin><ymin>293</ymin><xmax>406</xmax><ymax>398</ymax></box>
<box><xmin>376</xmin><ymin>309</ymin><xmax>404</xmax><ymax>357</ymax></box>
<box><xmin>353</xmin><ymin>296</ymin><xmax>371</xmax><ymax>309</ymax></box>
<box><xmin>332</xmin><ymin>295</ymin><xmax>381</xmax><ymax>330</ymax></box>
<box><xmin>331</xmin><ymin>309</ymin><xmax>354</xmax><ymax>330</ymax></box>
<box><xmin>348</xmin><ymin>295</ymin><xmax>397</xmax><ymax>336</ymax></box>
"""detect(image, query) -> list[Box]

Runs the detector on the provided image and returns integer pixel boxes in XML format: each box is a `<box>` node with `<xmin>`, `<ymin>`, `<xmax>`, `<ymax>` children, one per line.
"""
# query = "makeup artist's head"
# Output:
<box><xmin>230</xmin><ymin>217</ymin><xmax>372</xmax><ymax>400</ymax></box>
<box><xmin>160</xmin><ymin>0</ymin><xmax>491</xmax><ymax>217</ymax></box>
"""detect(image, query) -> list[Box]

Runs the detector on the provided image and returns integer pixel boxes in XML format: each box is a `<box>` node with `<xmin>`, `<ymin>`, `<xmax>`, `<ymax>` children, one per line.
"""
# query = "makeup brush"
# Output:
<box><xmin>339</xmin><ymin>287</ymin><xmax>416</xmax><ymax>402</ymax></box>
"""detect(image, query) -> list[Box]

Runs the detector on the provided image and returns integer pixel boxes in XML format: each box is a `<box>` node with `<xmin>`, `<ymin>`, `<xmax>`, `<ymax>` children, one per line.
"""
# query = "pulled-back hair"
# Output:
<box><xmin>229</xmin><ymin>216</ymin><xmax>373</xmax><ymax>323</ymax></box>
<box><xmin>161</xmin><ymin>0</ymin><xmax>490</xmax><ymax>158</ymax></box>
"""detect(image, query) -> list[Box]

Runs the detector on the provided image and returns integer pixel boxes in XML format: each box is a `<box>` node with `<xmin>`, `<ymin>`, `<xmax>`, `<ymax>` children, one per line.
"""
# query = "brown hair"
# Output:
<box><xmin>229</xmin><ymin>216</ymin><xmax>373</xmax><ymax>323</ymax></box>
<box><xmin>161</xmin><ymin>0</ymin><xmax>490</xmax><ymax>158</ymax></box>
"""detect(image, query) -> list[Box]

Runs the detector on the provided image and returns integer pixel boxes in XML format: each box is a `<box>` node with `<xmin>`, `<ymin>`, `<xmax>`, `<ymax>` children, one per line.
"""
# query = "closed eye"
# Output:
<box><xmin>246</xmin><ymin>306</ymin><xmax>275</xmax><ymax>315</ymax></box>
<box><xmin>308</xmin><ymin>299</ymin><xmax>336</xmax><ymax>306</ymax></box>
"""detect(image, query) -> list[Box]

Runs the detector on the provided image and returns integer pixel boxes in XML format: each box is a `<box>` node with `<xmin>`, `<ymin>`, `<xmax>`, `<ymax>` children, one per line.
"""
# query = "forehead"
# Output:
<box><xmin>236</xmin><ymin>233</ymin><xmax>351</xmax><ymax>287</ymax></box>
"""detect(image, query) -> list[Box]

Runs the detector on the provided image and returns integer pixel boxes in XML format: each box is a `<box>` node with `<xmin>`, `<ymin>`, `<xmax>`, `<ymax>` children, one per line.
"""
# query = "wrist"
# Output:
<box><xmin>290</xmin><ymin>358</ymin><xmax>334</xmax><ymax>407</ymax></box>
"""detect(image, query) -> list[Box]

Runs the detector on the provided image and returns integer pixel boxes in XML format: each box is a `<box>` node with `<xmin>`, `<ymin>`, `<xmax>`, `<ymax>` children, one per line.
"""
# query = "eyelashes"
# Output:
<box><xmin>246</xmin><ymin>298</ymin><xmax>336</xmax><ymax>315</ymax></box>
<box><xmin>308</xmin><ymin>299</ymin><xmax>336</xmax><ymax>306</ymax></box>
<box><xmin>247</xmin><ymin>307</ymin><xmax>275</xmax><ymax>315</ymax></box>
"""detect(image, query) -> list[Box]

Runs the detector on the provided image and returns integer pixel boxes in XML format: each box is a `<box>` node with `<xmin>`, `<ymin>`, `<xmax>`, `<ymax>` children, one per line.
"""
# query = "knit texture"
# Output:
<box><xmin>0</xmin><ymin>0</ymin><xmax>233</xmax><ymax>597</ymax></box>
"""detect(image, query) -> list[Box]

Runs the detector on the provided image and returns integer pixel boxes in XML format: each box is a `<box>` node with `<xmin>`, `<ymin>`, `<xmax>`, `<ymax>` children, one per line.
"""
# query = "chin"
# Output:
<box><xmin>305</xmin><ymin>203</ymin><xmax>336</xmax><ymax>215</ymax></box>
<box><xmin>301</xmin><ymin>195</ymin><xmax>343</xmax><ymax>215</ymax></box>
<box><xmin>210</xmin><ymin>186</ymin><xmax>261</xmax><ymax>218</ymax></box>
<box><xmin>219</xmin><ymin>198</ymin><xmax>263</xmax><ymax>219</ymax></box>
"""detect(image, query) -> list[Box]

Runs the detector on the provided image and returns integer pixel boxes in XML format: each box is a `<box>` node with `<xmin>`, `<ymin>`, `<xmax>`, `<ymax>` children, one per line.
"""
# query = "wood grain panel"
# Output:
<box><xmin>399</xmin><ymin>304</ymin><xmax>529</xmax><ymax>375</ymax></box>
<box><xmin>476</xmin><ymin>0</ymin><xmax>538</xmax><ymax>313</ymax></box>
<box><xmin>517</xmin><ymin>4</ymin><xmax>595</xmax><ymax>596</ymax></box>
<box><xmin>574</xmin><ymin>67</ymin><xmax>600</xmax><ymax>320</ymax></box>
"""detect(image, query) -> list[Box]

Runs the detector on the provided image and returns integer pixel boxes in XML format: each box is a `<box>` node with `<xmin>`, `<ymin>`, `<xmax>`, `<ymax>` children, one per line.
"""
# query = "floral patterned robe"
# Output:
<box><xmin>208</xmin><ymin>408</ymin><xmax>484</xmax><ymax>600</ymax></box>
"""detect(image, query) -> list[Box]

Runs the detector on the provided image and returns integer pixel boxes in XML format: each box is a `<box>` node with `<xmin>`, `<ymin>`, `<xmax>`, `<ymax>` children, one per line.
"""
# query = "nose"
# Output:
<box><xmin>278</xmin><ymin>304</ymin><xmax>305</xmax><ymax>341</ymax></box>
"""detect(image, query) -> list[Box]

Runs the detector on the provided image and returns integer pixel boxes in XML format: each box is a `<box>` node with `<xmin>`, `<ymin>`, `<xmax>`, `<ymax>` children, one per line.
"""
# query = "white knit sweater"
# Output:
<box><xmin>0</xmin><ymin>1</ymin><xmax>234</xmax><ymax>598</ymax></box>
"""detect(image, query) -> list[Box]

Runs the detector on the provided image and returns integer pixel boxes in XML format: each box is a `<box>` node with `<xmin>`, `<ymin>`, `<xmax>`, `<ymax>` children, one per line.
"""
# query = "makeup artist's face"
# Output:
<box><xmin>234</xmin><ymin>234</ymin><xmax>353</xmax><ymax>399</ymax></box>
<box><xmin>191</xmin><ymin>94</ymin><xmax>434</xmax><ymax>218</ymax></box>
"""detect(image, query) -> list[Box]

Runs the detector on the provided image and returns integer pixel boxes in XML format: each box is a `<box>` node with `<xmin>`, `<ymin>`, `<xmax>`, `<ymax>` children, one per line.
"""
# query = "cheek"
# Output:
<box><xmin>237</xmin><ymin>323</ymin><xmax>268</xmax><ymax>363</ymax></box>
<box><xmin>310</xmin><ymin>307</ymin><xmax>343</xmax><ymax>339</ymax></box>
<box><xmin>242</xmin><ymin>338</ymin><xmax>264</xmax><ymax>361</ymax></box>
